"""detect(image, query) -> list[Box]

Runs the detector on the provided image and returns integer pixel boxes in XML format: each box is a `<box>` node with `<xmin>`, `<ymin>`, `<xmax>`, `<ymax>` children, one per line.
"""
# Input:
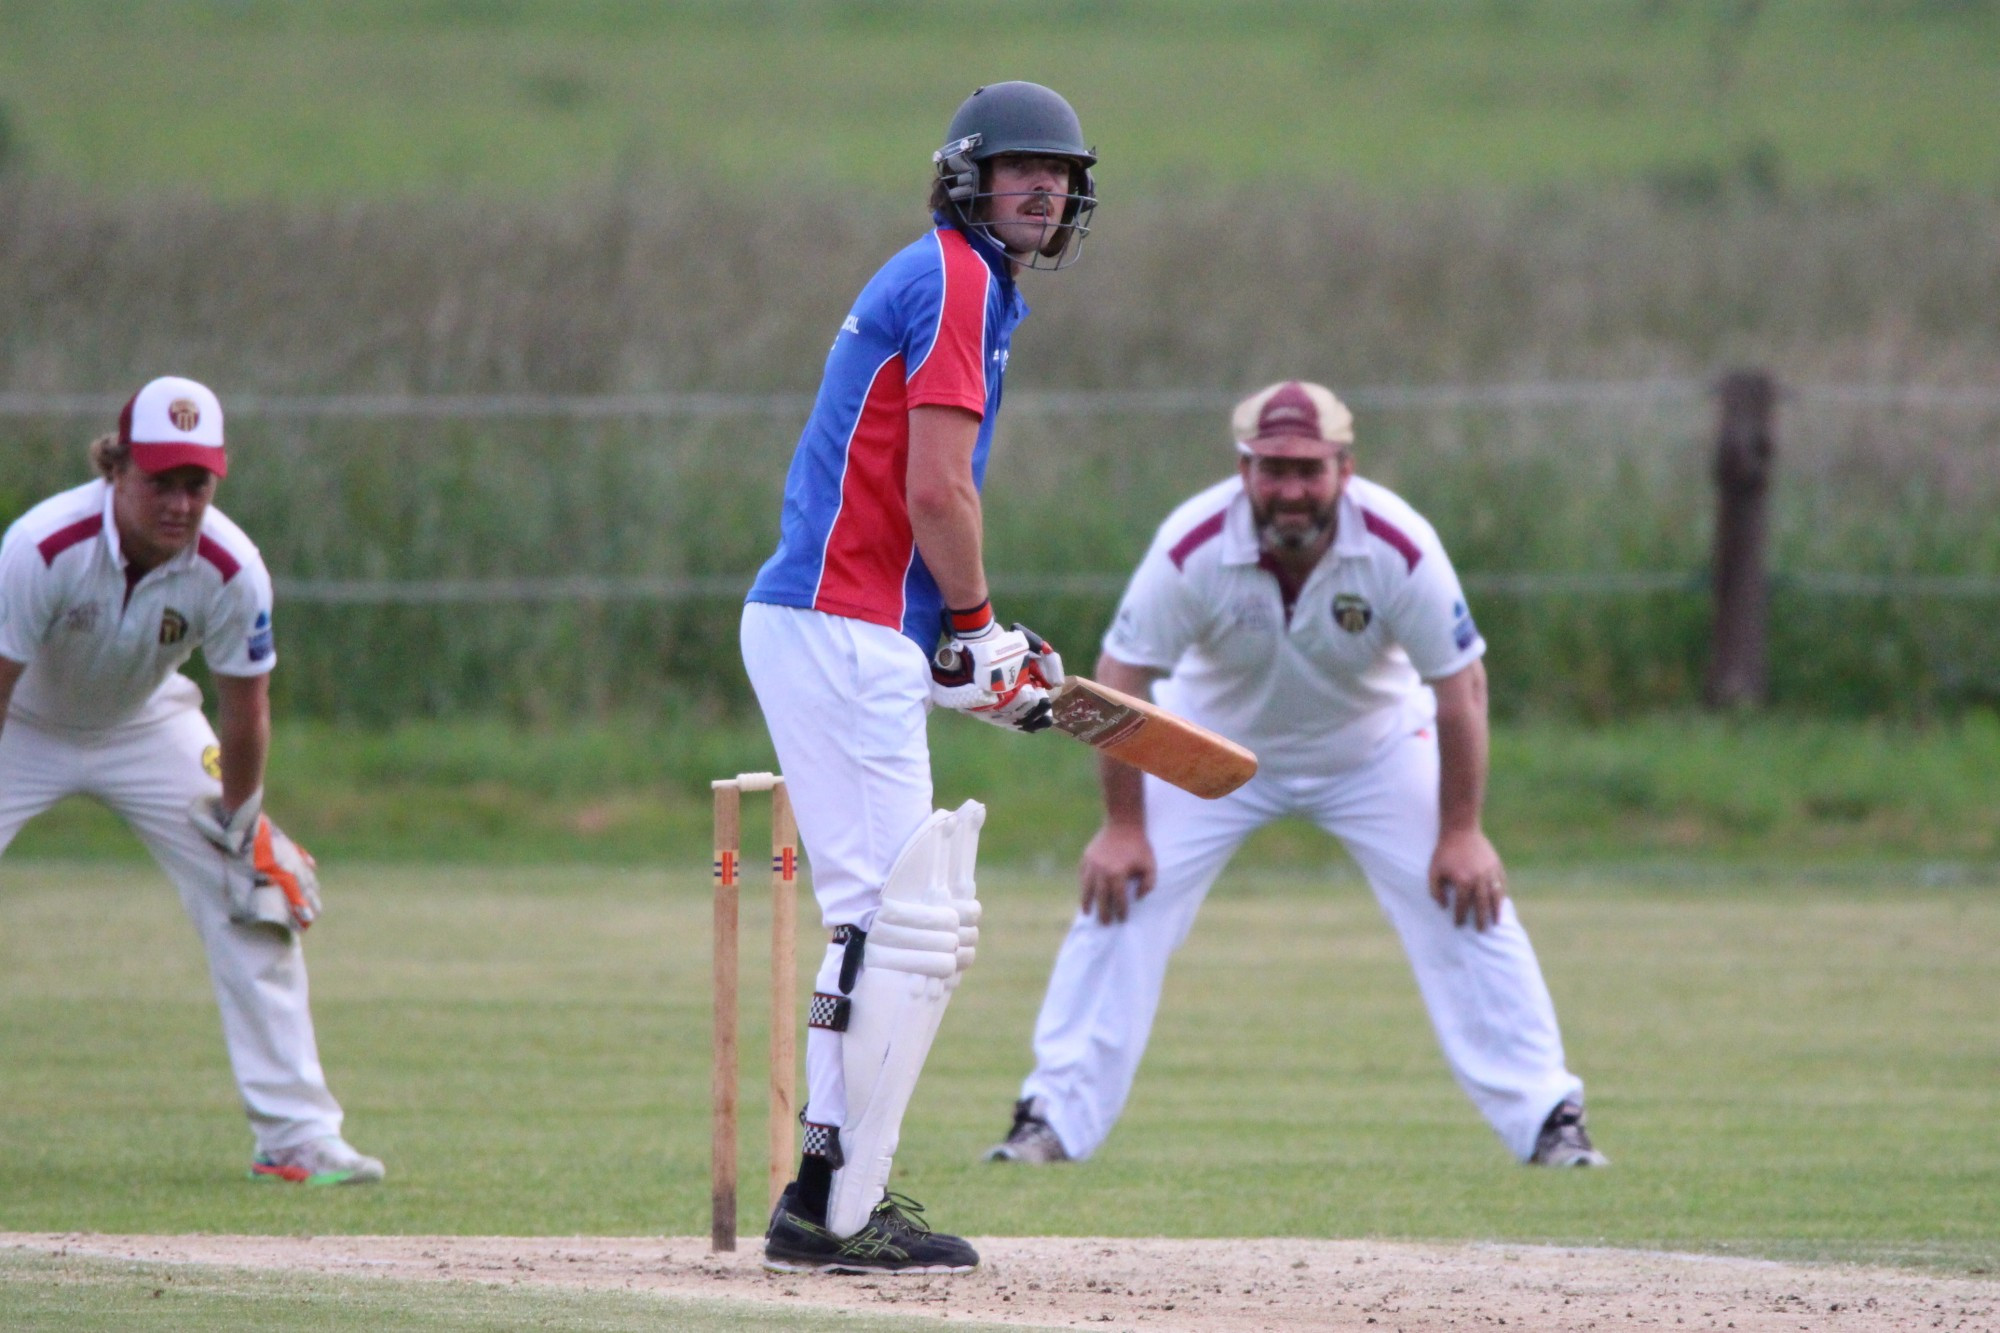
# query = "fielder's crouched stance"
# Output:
<box><xmin>0</xmin><ymin>377</ymin><xmax>382</xmax><ymax>1187</ymax></box>
<box><xmin>988</xmin><ymin>381</ymin><xmax>1608</xmax><ymax>1171</ymax></box>
<box><xmin>740</xmin><ymin>81</ymin><xmax>1097</xmax><ymax>1273</ymax></box>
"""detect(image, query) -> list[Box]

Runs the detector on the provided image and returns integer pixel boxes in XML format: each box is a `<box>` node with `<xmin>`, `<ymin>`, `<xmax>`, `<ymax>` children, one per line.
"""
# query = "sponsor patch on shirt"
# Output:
<box><xmin>200</xmin><ymin>744</ymin><xmax>222</xmax><ymax>779</ymax></box>
<box><xmin>63</xmin><ymin>604</ymin><xmax>100</xmax><ymax>633</ymax></box>
<box><xmin>1451</xmin><ymin>600</ymin><xmax>1478</xmax><ymax>651</ymax></box>
<box><xmin>247</xmin><ymin>610</ymin><xmax>274</xmax><ymax>662</ymax></box>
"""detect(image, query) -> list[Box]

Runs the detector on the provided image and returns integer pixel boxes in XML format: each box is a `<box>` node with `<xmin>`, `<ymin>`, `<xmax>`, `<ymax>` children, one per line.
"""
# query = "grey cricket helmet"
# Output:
<box><xmin>934</xmin><ymin>81</ymin><xmax>1098</xmax><ymax>270</ymax></box>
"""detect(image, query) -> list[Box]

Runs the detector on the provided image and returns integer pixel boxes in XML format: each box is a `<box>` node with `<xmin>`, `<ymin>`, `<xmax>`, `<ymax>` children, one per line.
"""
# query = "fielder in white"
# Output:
<box><xmin>986</xmin><ymin>380</ymin><xmax>1607</xmax><ymax>1170</ymax></box>
<box><xmin>0</xmin><ymin>376</ymin><xmax>382</xmax><ymax>1186</ymax></box>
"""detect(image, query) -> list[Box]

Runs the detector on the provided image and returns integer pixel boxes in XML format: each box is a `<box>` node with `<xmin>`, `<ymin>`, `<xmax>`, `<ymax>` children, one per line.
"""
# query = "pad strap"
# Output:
<box><xmin>834</xmin><ymin>925</ymin><xmax>866</xmax><ymax>994</ymax></box>
<box><xmin>801</xmin><ymin>1119</ymin><xmax>844</xmax><ymax>1170</ymax></box>
<box><xmin>808</xmin><ymin>992</ymin><xmax>851</xmax><ymax>1032</ymax></box>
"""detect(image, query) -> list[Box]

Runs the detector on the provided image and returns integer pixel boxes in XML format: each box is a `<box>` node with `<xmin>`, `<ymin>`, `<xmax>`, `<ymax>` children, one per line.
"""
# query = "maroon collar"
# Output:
<box><xmin>1256</xmin><ymin>552</ymin><xmax>1311</xmax><ymax>624</ymax></box>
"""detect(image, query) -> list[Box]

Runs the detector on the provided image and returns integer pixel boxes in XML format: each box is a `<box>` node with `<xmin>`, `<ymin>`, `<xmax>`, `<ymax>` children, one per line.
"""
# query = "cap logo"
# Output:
<box><xmin>168</xmin><ymin>399</ymin><xmax>202</xmax><ymax>431</ymax></box>
<box><xmin>1257</xmin><ymin>382</ymin><xmax>1320</xmax><ymax>438</ymax></box>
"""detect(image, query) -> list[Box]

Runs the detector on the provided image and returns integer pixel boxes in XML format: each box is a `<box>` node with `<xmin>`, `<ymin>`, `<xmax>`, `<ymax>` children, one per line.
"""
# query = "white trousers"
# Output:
<box><xmin>0</xmin><ymin>677</ymin><xmax>345</xmax><ymax>1153</ymax></box>
<box><xmin>741</xmin><ymin>603</ymin><xmax>936</xmax><ymax>1137</ymax></box>
<box><xmin>1021</xmin><ymin>723</ymin><xmax>1584</xmax><ymax>1163</ymax></box>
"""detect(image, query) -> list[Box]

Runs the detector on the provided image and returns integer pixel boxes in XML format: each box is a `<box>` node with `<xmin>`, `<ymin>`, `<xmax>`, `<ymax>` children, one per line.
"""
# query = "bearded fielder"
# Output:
<box><xmin>986</xmin><ymin>381</ymin><xmax>1606</xmax><ymax>1171</ymax></box>
<box><xmin>739</xmin><ymin>83</ymin><xmax>1096</xmax><ymax>1272</ymax></box>
<box><xmin>0</xmin><ymin>377</ymin><xmax>382</xmax><ymax>1185</ymax></box>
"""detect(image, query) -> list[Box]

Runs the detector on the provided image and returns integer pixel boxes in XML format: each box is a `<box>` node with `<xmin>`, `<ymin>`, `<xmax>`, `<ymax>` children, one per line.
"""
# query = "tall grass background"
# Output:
<box><xmin>4</xmin><ymin>181</ymin><xmax>1998</xmax><ymax>719</ymax></box>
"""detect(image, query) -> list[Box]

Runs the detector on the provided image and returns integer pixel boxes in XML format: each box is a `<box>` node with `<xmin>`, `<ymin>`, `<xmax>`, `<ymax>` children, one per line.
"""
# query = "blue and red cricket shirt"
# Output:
<box><xmin>747</xmin><ymin>218</ymin><xmax>1028</xmax><ymax>650</ymax></box>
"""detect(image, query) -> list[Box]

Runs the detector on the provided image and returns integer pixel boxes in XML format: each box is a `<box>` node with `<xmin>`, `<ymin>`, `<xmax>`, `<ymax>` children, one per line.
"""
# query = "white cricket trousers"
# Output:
<box><xmin>0</xmin><ymin>677</ymin><xmax>345</xmax><ymax>1153</ymax></box>
<box><xmin>1021</xmin><ymin>723</ymin><xmax>1584</xmax><ymax>1163</ymax></box>
<box><xmin>740</xmin><ymin>602</ymin><xmax>936</xmax><ymax>1136</ymax></box>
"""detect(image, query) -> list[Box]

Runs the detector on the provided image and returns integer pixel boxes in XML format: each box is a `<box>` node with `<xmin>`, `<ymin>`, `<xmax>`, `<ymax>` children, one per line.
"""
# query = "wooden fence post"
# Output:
<box><xmin>1705</xmin><ymin>369</ymin><xmax>1777</xmax><ymax>709</ymax></box>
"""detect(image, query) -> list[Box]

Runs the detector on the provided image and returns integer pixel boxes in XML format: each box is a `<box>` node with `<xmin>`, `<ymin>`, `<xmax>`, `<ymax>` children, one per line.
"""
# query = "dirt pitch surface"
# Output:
<box><xmin>7</xmin><ymin>1232</ymin><xmax>1996</xmax><ymax>1331</ymax></box>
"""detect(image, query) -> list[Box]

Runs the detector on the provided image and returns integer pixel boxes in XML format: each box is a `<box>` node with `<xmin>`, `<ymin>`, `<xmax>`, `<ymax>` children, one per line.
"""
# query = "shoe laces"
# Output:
<box><xmin>870</xmin><ymin>1191</ymin><xmax>935</xmax><ymax>1238</ymax></box>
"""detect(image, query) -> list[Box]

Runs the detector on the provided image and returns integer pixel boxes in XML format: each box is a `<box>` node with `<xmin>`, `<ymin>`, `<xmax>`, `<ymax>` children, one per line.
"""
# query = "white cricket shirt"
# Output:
<box><xmin>1103</xmin><ymin>474</ymin><xmax>1485</xmax><ymax>777</ymax></box>
<box><xmin>0</xmin><ymin>480</ymin><xmax>276</xmax><ymax>731</ymax></box>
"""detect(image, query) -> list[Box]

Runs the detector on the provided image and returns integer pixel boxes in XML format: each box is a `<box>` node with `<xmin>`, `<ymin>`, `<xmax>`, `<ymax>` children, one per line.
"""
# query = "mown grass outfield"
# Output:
<box><xmin>2</xmin><ymin>856</ymin><xmax>1993</xmax><ymax>1264</ymax></box>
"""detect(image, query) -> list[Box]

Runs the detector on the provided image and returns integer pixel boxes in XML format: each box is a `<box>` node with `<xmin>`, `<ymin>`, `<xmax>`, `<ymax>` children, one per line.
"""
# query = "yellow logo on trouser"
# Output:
<box><xmin>200</xmin><ymin>745</ymin><xmax>222</xmax><ymax>779</ymax></box>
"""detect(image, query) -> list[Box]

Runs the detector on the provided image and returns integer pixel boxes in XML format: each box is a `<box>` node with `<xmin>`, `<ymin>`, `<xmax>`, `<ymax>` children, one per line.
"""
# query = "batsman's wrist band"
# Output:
<box><xmin>947</xmin><ymin>599</ymin><xmax>995</xmax><ymax>636</ymax></box>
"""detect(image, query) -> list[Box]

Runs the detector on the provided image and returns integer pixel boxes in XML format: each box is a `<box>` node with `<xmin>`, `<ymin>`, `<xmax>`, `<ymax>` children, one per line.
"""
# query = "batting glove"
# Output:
<box><xmin>930</xmin><ymin>602</ymin><xmax>1057</xmax><ymax>733</ymax></box>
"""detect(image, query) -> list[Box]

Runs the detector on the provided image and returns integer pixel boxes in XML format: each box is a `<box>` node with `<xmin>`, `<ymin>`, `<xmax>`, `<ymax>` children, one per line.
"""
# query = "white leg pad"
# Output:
<box><xmin>947</xmin><ymin>800</ymin><xmax>985</xmax><ymax>984</ymax></box>
<box><xmin>825</xmin><ymin>805</ymin><xmax>978</xmax><ymax>1237</ymax></box>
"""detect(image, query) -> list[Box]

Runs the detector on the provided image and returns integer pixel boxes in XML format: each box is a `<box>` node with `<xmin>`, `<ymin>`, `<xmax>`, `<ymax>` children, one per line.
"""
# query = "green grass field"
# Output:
<box><xmin>2</xmin><ymin>861</ymin><xmax>1993</xmax><ymax>1268</ymax></box>
<box><xmin>2</xmin><ymin>0</ymin><xmax>1997</xmax><ymax>197</ymax></box>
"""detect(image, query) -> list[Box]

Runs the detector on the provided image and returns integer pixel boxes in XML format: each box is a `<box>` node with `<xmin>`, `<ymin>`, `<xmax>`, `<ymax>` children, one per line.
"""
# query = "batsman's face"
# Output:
<box><xmin>113</xmin><ymin>463</ymin><xmax>217</xmax><ymax>570</ymax></box>
<box><xmin>1241</xmin><ymin>451</ymin><xmax>1350</xmax><ymax>555</ymax></box>
<box><xmin>981</xmin><ymin>155</ymin><xmax>1081</xmax><ymax>256</ymax></box>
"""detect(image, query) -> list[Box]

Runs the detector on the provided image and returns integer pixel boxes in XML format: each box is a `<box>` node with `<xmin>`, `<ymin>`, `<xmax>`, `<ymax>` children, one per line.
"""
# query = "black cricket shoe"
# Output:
<box><xmin>764</xmin><ymin>1185</ymin><xmax>979</xmax><ymax>1274</ymax></box>
<box><xmin>1528</xmin><ymin>1099</ymin><xmax>1610</xmax><ymax>1167</ymax></box>
<box><xmin>982</xmin><ymin>1097</ymin><xmax>1069</xmax><ymax>1163</ymax></box>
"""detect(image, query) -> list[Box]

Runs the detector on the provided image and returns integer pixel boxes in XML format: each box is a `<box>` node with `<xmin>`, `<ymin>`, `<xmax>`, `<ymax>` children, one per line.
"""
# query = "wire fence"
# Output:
<box><xmin>7</xmin><ymin>378</ymin><xmax>1997</xmax><ymax>716</ymax></box>
<box><xmin>259</xmin><ymin>570</ymin><xmax>2000</xmax><ymax>604</ymax></box>
<box><xmin>10</xmin><ymin>380</ymin><xmax>1998</xmax><ymax>605</ymax></box>
<box><xmin>8</xmin><ymin>379</ymin><xmax>2000</xmax><ymax>422</ymax></box>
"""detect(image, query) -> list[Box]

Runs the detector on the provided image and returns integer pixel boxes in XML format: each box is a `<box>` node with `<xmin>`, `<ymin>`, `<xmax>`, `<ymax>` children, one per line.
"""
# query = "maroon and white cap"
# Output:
<box><xmin>1230</xmin><ymin>379</ymin><xmax>1354</xmax><ymax>458</ymax></box>
<box><xmin>119</xmin><ymin>376</ymin><xmax>226</xmax><ymax>476</ymax></box>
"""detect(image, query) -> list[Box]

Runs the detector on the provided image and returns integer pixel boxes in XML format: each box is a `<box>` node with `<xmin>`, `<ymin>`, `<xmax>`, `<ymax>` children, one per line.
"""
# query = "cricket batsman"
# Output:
<box><xmin>0</xmin><ymin>376</ymin><xmax>382</xmax><ymax>1185</ymax></box>
<box><xmin>740</xmin><ymin>82</ymin><xmax>1096</xmax><ymax>1272</ymax></box>
<box><xmin>985</xmin><ymin>381</ymin><xmax>1607</xmax><ymax>1170</ymax></box>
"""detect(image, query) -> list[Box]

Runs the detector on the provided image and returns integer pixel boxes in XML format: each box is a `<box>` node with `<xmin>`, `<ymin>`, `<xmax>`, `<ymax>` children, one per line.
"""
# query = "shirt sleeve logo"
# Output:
<box><xmin>1333</xmin><ymin>592</ymin><xmax>1373</xmax><ymax>633</ymax></box>
<box><xmin>158</xmin><ymin>608</ymin><xmax>188</xmax><ymax>645</ymax></box>
<box><xmin>1451</xmin><ymin>599</ymin><xmax>1478</xmax><ymax>650</ymax></box>
<box><xmin>247</xmin><ymin>609</ymin><xmax>274</xmax><ymax>662</ymax></box>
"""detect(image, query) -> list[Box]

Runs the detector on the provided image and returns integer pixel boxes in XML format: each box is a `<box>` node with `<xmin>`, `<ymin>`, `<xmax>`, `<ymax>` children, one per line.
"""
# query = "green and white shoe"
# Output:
<box><xmin>250</xmin><ymin>1136</ymin><xmax>386</xmax><ymax>1186</ymax></box>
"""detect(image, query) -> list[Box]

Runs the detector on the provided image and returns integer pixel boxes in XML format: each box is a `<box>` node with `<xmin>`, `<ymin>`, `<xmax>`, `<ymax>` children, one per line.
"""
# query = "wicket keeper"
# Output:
<box><xmin>0</xmin><ymin>377</ymin><xmax>382</xmax><ymax>1186</ymax></box>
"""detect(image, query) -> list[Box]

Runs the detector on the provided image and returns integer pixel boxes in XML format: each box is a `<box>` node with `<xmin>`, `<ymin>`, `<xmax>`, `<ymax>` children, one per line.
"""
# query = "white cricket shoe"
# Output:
<box><xmin>250</xmin><ymin>1135</ymin><xmax>386</xmax><ymax>1186</ymax></box>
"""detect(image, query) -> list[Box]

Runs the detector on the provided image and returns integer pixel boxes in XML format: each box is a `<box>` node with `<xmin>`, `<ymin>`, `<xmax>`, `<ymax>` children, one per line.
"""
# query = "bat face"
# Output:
<box><xmin>1047</xmin><ymin>685</ymin><xmax>1147</xmax><ymax>748</ymax></box>
<box><xmin>1049</xmin><ymin>677</ymin><xmax>1258</xmax><ymax>800</ymax></box>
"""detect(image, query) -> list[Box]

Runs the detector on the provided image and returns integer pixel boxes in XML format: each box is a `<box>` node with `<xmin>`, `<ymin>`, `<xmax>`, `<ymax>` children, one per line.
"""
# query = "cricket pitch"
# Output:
<box><xmin>6</xmin><ymin>1232</ymin><xmax>1995</xmax><ymax>1331</ymax></box>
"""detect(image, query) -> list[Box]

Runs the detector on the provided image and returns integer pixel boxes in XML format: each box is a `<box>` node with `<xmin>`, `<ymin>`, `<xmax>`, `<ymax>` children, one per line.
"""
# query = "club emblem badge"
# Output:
<box><xmin>159</xmin><ymin>608</ymin><xmax>188</xmax><ymax>645</ymax></box>
<box><xmin>1333</xmin><ymin>592</ymin><xmax>1373</xmax><ymax>633</ymax></box>
<box><xmin>168</xmin><ymin>398</ymin><xmax>202</xmax><ymax>431</ymax></box>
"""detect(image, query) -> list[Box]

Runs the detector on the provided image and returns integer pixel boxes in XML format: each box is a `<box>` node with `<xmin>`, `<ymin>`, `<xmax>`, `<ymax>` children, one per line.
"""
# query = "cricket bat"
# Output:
<box><xmin>1047</xmin><ymin>676</ymin><xmax>1258</xmax><ymax>799</ymax></box>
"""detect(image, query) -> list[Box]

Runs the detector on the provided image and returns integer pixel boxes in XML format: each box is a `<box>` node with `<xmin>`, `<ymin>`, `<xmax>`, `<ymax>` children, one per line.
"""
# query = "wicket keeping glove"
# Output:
<box><xmin>191</xmin><ymin>789</ymin><xmax>323</xmax><ymax>934</ymax></box>
<box><xmin>929</xmin><ymin>603</ymin><xmax>1061</xmax><ymax>733</ymax></box>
